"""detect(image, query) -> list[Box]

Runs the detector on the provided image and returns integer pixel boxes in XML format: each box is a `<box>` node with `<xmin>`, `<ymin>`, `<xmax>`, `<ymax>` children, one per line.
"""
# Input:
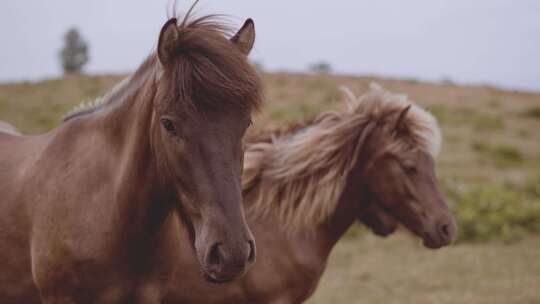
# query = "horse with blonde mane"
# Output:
<box><xmin>0</xmin><ymin>4</ymin><xmax>262</xmax><ymax>303</ymax></box>
<box><xmin>163</xmin><ymin>85</ymin><xmax>457</xmax><ymax>304</ymax></box>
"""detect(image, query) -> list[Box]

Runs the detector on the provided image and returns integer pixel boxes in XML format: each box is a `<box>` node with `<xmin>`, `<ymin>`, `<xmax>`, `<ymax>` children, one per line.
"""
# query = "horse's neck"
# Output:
<box><xmin>289</xmin><ymin>145</ymin><xmax>373</xmax><ymax>264</ymax></box>
<box><xmin>117</xmin><ymin>74</ymin><xmax>162</xmax><ymax>184</ymax></box>
<box><xmin>248</xmin><ymin>120</ymin><xmax>379</xmax><ymax>293</ymax></box>
<box><xmin>100</xmin><ymin>59</ymin><xmax>158</xmax><ymax>135</ymax></box>
<box><xmin>308</xmin><ymin>185</ymin><xmax>366</xmax><ymax>259</ymax></box>
<box><xmin>273</xmin><ymin>187</ymin><xmax>362</xmax><ymax>288</ymax></box>
<box><xmin>82</xmin><ymin>62</ymin><xmax>169</xmax><ymax>230</ymax></box>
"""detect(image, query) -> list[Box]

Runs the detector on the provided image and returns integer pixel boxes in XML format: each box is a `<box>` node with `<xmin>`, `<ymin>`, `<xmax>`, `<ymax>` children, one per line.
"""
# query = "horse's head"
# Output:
<box><xmin>363</xmin><ymin>105</ymin><xmax>456</xmax><ymax>249</ymax></box>
<box><xmin>357</xmin><ymin>200</ymin><xmax>398</xmax><ymax>237</ymax></box>
<box><xmin>152</xmin><ymin>16</ymin><xmax>261</xmax><ymax>282</ymax></box>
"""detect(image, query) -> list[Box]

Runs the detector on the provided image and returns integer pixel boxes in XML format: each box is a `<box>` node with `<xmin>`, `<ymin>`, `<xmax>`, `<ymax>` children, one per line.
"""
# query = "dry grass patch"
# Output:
<box><xmin>309</xmin><ymin>234</ymin><xmax>540</xmax><ymax>304</ymax></box>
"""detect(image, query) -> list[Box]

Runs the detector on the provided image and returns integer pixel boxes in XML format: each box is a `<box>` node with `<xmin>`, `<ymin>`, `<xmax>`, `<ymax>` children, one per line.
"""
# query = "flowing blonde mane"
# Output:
<box><xmin>243</xmin><ymin>84</ymin><xmax>442</xmax><ymax>231</ymax></box>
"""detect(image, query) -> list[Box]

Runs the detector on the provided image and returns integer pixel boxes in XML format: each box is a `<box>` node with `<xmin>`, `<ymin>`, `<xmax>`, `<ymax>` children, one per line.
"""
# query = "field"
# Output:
<box><xmin>312</xmin><ymin>233</ymin><xmax>540</xmax><ymax>304</ymax></box>
<box><xmin>1</xmin><ymin>72</ymin><xmax>539</xmax><ymax>303</ymax></box>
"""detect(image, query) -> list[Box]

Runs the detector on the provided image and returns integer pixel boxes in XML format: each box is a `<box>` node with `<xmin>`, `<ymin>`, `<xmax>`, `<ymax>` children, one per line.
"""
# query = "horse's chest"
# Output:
<box><xmin>32</xmin><ymin>242</ymin><xmax>178</xmax><ymax>303</ymax></box>
<box><xmin>31</xmin><ymin>213</ymin><xmax>181</xmax><ymax>303</ymax></box>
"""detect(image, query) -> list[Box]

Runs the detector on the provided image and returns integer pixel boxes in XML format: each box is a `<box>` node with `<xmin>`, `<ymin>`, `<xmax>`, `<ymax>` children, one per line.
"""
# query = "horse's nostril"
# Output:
<box><xmin>440</xmin><ymin>223</ymin><xmax>450</xmax><ymax>239</ymax></box>
<box><xmin>247</xmin><ymin>239</ymin><xmax>256</xmax><ymax>263</ymax></box>
<box><xmin>207</xmin><ymin>243</ymin><xmax>223</xmax><ymax>268</ymax></box>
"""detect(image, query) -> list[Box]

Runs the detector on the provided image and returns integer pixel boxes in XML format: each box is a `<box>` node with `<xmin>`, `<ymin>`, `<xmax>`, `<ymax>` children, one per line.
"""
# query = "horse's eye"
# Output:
<box><xmin>161</xmin><ymin>118</ymin><xmax>176</xmax><ymax>135</ymax></box>
<box><xmin>404</xmin><ymin>165</ymin><xmax>417</xmax><ymax>175</ymax></box>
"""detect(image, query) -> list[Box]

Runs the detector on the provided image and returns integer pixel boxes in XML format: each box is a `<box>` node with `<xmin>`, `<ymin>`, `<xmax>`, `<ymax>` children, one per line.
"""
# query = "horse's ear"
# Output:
<box><xmin>231</xmin><ymin>19</ymin><xmax>256</xmax><ymax>55</ymax></box>
<box><xmin>392</xmin><ymin>105</ymin><xmax>411</xmax><ymax>134</ymax></box>
<box><xmin>158</xmin><ymin>18</ymin><xmax>179</xmax><ymax>67</ymax></box>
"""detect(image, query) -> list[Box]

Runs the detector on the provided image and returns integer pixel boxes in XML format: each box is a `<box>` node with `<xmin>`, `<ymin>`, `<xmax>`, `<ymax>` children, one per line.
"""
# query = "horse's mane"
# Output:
<box><xmin>63</xmin><ymin>76</ymin><xmax>132</xmax><ymax>121</ymax></box>
<box><xmin>64</xmin><ymin>2</ymin><xmax>261</xmax><ymax>121</ymax></box>
<box><xmin>243</xmin><ymin>84</ymin><xmax>441</xmax><ymax>231</ymax></box>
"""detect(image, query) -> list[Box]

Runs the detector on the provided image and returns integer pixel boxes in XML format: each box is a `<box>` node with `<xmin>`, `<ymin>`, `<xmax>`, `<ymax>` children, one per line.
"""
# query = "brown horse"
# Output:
<box><xmin>163</xmin><ymin>85</ymin><xmax>456</xmax><ymax>304</ymax></box>
<box><xmin>0</xmin><ymin>9</ymin><xmax>262</xmax><ymax>304</ymax></box>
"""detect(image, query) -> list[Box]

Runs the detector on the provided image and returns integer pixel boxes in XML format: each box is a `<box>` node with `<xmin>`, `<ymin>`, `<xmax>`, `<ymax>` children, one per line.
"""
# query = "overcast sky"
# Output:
<box><xmin>1</xmin><ymin>0</ymin><xmax>539</xmax><ymax>91</ymax></box>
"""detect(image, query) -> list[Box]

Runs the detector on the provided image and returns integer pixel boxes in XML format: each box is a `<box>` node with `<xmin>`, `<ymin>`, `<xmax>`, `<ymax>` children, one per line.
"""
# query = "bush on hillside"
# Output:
<box><xmin>447</xmin><ymin>181</ymin><xmax>540</xmax><ymax>242</ymax></box>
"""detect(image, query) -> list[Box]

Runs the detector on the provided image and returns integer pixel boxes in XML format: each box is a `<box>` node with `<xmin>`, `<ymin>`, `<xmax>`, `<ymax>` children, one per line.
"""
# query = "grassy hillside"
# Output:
<box><xmin>1</xmin><ymin>73</ymin><xmax>539</xmax><ymax>303</ymax></box>
<box><xmin>311</xmin><ymin>233</ymin><xmax>540</xmax><ymax>304</ymax></box>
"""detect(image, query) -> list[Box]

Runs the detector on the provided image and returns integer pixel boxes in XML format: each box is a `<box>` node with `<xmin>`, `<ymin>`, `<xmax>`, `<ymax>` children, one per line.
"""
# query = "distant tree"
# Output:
<box><xmin>59</xmin><ymin>28</ymin><xmax>89</xmax><ymax>74</ymax></box>
<box><xmin>440</xmin><ymin>75</ymin><xmax>455</xmax><ymax>86</ymax></box>
<box><xmin>309</xmin><ymin>61</ymin><xmax>332</xmax><ymax>74</ymax></box>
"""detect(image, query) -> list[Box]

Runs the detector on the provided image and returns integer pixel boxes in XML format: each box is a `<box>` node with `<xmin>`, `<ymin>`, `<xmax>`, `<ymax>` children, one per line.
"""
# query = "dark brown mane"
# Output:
<box><xmin>64</xmin><ymin>11</ymin><xmax>262</xmax><ymax>122</ymax></box>
<box><xmin>161</xmin><ymin>15</ymin><xmax>262</xmax><ymax>115</ymax></box>
<box><xmin>63</xmin><ymin>54</ymin><xmax>160</xmax><ymax>122</ymax></box>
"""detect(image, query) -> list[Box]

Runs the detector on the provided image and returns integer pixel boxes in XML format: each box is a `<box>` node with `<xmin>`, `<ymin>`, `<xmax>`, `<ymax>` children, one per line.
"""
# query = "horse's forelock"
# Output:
<box><xmin>159</xmin><ymin>13</ymin><xmax>262</xmax><ymax>115</ymax></box>
<box><xmin>352</xmin><ymin>83</ymin><xmax>442</xmax><ymax>158</ymax></box>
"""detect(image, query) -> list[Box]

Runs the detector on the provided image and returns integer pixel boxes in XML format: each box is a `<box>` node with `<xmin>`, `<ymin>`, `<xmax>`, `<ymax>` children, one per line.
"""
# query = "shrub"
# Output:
<box><xmin>492</xmin><ymin>145</ymin><xmax>523</xmax><ymax>163</ymax></box>
<box><xmin>471</xmin><ymin>114</ymin><xmax>504</xmax><ymax>131</ymax></box>
<box><xmin>429</xmin><ymin>105</ymin><xmax>471</xmax><ymax>126</ymax></box>
<box><xmin>487</xmin><ymin>98</ymin><xmax>501</xmax><ymax>108</ymax></box>
<box><xmin>429</xmin><ymin>108</ymin><xmax>504</xmax><ymax>131</ymax></box>
<box><xmin>447</xmin><ymin>182</ymin><xmax>540</xmax><ymax>242</ymax></box>
<box><xmin>267</xmin><ymin>102</ymin><xmax>321</xmax><ymax>124</ymax></box>
<box><xmin>471</xmin><ymin>141</ymin><xmax>490</xmax><ymax>153</ymax></box>
<box><xmin>471</xmin><ymin>141</ymin><xmax>523</xmax><ymax>166</ymax></box>
<box><xmin>521</xmin><ymin>106</ymin><xmax>540</xmax><ymax>120</ymax></box>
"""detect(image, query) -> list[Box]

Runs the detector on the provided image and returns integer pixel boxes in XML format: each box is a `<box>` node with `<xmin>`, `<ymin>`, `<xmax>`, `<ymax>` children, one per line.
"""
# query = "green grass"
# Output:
<box><xmin>0</xmin><ymin>74</ymin><xmax>118</xmax><ymax>133</ymax></box>
<box><xmin>472</xmin><ymin>141</ymin><xmax>524</xmax><ymax>166</ymax></box>
<box><xmin>430</xmin><ymin>105</ymin><xmax>505</xmax><ymax>131</ymax></box>
<box><xmin>266</xmin><ymin>102</ymin><xmax>323</xmax><ymax>124</ymax></box>
<box><xmin>471</xmin><ymin>113</ymin><xmax>505</xmax><ymax>131</ymax></box>
<box><xmin>429</xmin><ymin>105</ymin><xmax>472</xmax><ymax>125</ymax></box>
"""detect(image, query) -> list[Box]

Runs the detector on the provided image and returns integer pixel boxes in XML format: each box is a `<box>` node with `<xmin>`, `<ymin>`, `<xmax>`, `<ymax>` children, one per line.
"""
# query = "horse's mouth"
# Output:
<box><xmin>372</xmin><ymin>225</ymin><xmax>397</xmax><ymax>237</ymax></box>
<box><xmin>200</xmin><ymin>260</ymin><xmax>246</xmax><ymax>284</ymax></box>
<box><xmin>203</xmin><ymin>271</ymin><xmax>235</xmax><ymax>284</ymax></box>
<box><xmin>422</xmin><ymin>237</ymin><xmax>445</xmax><ymax>249</ymax></box>
<box><xmin>422</xmin><ymin>231</ymin><xmax>452</xmax><ymax>249</ymax></box>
